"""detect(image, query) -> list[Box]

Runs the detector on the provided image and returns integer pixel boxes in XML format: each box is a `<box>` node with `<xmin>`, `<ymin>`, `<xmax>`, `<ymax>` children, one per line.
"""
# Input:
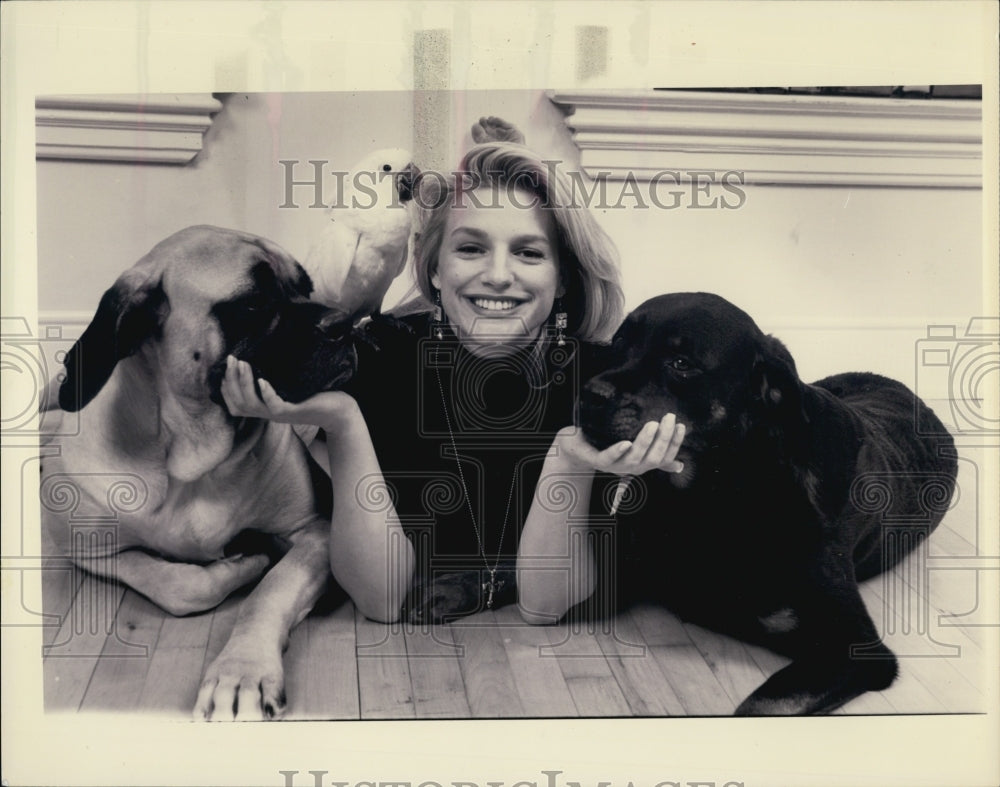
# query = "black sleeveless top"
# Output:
<box><xmin>344</xmin><ymin>313</ymin><xmax>611</xmax><ymax>576</ymax></box>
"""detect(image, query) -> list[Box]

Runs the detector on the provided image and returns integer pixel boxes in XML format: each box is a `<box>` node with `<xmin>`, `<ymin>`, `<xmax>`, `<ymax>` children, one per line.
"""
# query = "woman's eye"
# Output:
<box><xmin>516</xmin><ymin>247</ymin><xmax>546</xmax><ymax>261</ymax></box>
<box><xmin>455</xmin><ymin>244</ymin><xmax>483</xmax><ymax>255</ymax></box>
<box><xmin>669</xmin><ymin>357</ymin><xmax>693</xmax><ymax>372</ymax></box>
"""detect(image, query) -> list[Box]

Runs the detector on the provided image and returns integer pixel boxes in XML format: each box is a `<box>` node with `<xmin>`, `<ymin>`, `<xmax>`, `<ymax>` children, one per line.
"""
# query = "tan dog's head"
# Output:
<box><xmin>59</xmin><ymin>226</ymin><xmax>357</xmax><ymax>477</ymax></box>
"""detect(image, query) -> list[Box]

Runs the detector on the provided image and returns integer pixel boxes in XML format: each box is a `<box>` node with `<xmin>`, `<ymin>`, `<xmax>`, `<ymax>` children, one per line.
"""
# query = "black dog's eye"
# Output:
<box><xmin>666</xmin><ymin>356</ymin><xmax>696</xmax><ymax>373</ymax></box>
<box><xmin>212</xmin><ymin>293</ymin><xmax>277</xmax><ymax>346</ymax></box>
<box><xmin>232</xmin><ymin>292</ymin><xmax>271</xmax><ymax>314</ymax></box>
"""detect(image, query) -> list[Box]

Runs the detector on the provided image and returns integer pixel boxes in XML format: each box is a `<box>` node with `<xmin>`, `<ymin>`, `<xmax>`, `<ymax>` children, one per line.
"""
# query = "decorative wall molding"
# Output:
<box><xmin>37</xmin><ymin>311</ymin><xmax>93</xmax><ymax>332</ymax></box>
<box><xmin>36</xmin><ymin>94</ymin><xmax>223</xmax><ymax>164</ymax></box>
<box><xmin>549</xmin><ymin>90</ymin><xmax>982</xmax><ymax>188</ymax></box>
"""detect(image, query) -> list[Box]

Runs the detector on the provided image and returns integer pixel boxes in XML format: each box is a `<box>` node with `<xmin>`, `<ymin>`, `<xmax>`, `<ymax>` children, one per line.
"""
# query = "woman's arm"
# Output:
<box><xmin>322</xmin><ymin>397</ymin><xmax>415</xmax><ymax>622</ymax></box>
<box><xmin>516</xmin><ymin>434</ymin><xmax>599</xmax><ymax>625</ymax></box>
<box><xmin>517</xmin><ymin>416</ymin><xmax>685</xmax><ymax>624</ymax></box>
<box><xmin>222</xmin><ymin>357</ymin><xmax>415</xmax><ymax>623</ymax></box>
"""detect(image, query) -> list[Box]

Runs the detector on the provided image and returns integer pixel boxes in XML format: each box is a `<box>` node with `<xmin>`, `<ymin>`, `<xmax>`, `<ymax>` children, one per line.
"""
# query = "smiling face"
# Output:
<box><xmin>430</xmin><ymin>187</ymin><xmax>563</xmax><ymax>355</ymax></box>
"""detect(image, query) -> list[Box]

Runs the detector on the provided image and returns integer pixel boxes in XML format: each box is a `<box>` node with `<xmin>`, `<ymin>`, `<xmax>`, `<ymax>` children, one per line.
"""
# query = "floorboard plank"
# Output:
<box><xmin>43</xmin><ymin>573</ymin><xmax>124</xmax><ymax>712</ymax></box>
<box><xmin>896</xmin><ymin>651</ymin><xmax>985</xmax><ymax>714</ymax></box>
<box><xmin>647</xmin><ymin>644</ymin><xmax>736</xmax><ymax>716</ymax></box>
<box><xmin>493</xmin><ymin>604</ymin><xmax>577</xmax><ymax>717</ymax></box>
<box><xmin>40</xmin><ymin>560</ymin><xmax>82</xmax><ymax>648</ymax></box>
<box><xmin>450</xmin><ymin>611</ymin><xmax>524</xmax><ymax>718</ymax></box>
<box><xmin>861</xmin><ymin>568</ymin><xmax>984</xmax><ymax>713</ymax></box>
<box><xmin>542</xmin><ymin>620</ymin><xmax>631</xmax><ymax>716</ymax></box>
<box><xmin>596</xmin><ymin>612</ymin><xmax>686</xmax><ymax>716</ymax></box>
<box><xmin>833</xmin><ymin>688</ymin><xmax>898</xmax><ymax>716</ymax></box>
<box><xmin>404</xmin><ymin>619</ymin><xmax>471</xmax><ymax>719</ymax></box>
<box><xmin>281</xmin><ymin>604</ymin><xmax>311</xmax><ymax>717</ymax></box>
<box><xmin>628</xmin><ymin>602</ymin><xmax>694</xmax><ymax>646</ymax></box>
<box><xmin>563</xmin><ymin>675</ymin><xmax>633</xmax><ymax>717</ymax></box>
<box><xmin>79</xmin><ymin>589</ymin><xmax>163</xmax><ymax>713</ymax></box>
<box><xmin>930</xmin><ymin>522</ymin><xmax>977</xmax><ymax>556</ymax></box>
<box><xmin>684</xmin><ymin>623</ymin><xmax>769</xmax><ymax>709</ymax></box>
<box><xmin>136</xmin><ymin>611</ymin><xmax>213</xmax><ymax>717</ymax></box>
<box><xmin>39</xmin><ymin>508</ymin><xmax>80</xmax><ymax>648</ymax></box>
<box><xmin>875</xmin><ymin>661</ymin><xmax>950</xmax><ymax>715</ymax></box>
<box><xmin>743</xmin><ymin>640</ymin><xmax>790</xmax><ymax>678</ymax></box>
<box><xmin>293</xmin><ymin>599</ymin><xmax>361</xmax><ymax>720</ymax></box>
<box><xmin>355</xmin><ymin>608</ymin><xmax>415</xmax><ymax>719</ymax></box>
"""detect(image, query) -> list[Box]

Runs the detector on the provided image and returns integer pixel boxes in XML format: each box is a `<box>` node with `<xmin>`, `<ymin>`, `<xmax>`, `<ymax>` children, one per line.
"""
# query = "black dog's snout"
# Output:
<box><xmin>576</xmin><ymin>376</ymin><xmax>633</xmax><ymax>450</ymax></box>
<box><xmin>584</xmin><ymin>378</ymin><xmax>618</xmax><ymax>401</ymax></box>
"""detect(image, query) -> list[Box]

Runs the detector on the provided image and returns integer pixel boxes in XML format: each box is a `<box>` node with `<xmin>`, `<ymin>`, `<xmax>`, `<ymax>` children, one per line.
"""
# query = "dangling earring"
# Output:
<box><xmin>432</xmin><ymin>289</ymin><xmax>444</xmax><ymax>340</ymax></box>
<box><xmin>554</xmin><ymin>299</ymin><xmax>567</xmax><ymax>347</ymax></box>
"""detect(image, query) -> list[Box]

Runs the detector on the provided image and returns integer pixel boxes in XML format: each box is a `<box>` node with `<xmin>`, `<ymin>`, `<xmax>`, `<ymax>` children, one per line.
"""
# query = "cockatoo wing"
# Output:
<box><xmin>337</xmin><ymin>239</ymin><xmax>410</xmax><ymax>320</ymax></box>
<box><xmin>302</xmin><ymin>218</ymin><xmax>361</xmax><ymax>308</ymax></box>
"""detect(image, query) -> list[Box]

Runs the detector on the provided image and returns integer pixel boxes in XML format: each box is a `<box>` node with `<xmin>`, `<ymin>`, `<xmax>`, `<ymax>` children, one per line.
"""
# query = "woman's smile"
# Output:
<box><xmin>468</xmin><ymin>295</ymin><xmax>530</xmax><ymax>312</ymax></box>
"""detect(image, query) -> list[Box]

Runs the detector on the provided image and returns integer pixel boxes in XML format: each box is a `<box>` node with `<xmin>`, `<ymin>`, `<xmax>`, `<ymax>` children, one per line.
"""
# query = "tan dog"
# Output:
<box><xmin>41</xmin><ymin>225</ymin><xmax>356</xmax><ymax>720</ymax></box>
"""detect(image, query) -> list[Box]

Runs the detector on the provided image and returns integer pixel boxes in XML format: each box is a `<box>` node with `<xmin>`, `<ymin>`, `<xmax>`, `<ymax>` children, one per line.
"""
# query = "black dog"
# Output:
<box><xmin>578</xmin><ymin>292</ymin><xmax>958</xmax><ymax>715</ymax></box>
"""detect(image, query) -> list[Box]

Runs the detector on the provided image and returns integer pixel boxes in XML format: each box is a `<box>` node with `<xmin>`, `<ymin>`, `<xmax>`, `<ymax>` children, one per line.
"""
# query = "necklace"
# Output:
<box><xmin>434</xmin><ymin>361</ymin><xmax>519</xmax><ymax>609</ymax></box>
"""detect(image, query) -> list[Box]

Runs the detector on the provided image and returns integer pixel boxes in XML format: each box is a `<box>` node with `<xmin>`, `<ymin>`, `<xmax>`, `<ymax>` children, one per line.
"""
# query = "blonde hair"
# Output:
<box><xmin>410</xmin><ymin>142</ymin><xmax>625</xmax><ymax>343</ymax></box>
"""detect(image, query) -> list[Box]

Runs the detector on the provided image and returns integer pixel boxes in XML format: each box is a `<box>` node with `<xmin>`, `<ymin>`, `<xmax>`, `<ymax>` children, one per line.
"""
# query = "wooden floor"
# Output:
<box><xmin>41</xmin><ymin>490</ymin><xmax>993</xmax><ymax>719</ymax></box>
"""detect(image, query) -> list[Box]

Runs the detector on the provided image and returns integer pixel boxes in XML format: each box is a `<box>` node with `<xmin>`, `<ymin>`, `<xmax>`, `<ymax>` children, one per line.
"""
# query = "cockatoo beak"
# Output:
<box><xmin>396</xmin><ymin>162</ymin><xmax>420</xmax><ymax>203</ymax></box>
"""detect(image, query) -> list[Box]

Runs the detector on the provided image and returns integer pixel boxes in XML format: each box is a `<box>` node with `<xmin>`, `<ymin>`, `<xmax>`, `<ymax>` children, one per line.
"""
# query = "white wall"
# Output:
<box><xmin>37</xmin><ymin>90</ymin><xmax>985</xmax><ymax>393</ymax></box>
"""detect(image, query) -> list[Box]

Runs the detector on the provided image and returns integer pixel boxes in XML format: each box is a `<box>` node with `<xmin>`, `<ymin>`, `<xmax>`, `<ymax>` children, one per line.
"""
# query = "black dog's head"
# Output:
<box><xmin>204</xmin><ymin>263</ymin><xmax>358</xmax><ymax>407</ymax></box>
<box><xmin>578</xmin><ymin>292</ymin><xmax>802</xmax><ymax>468</ymax></box>
<box><xmin>59</xmin><ymin>225</ymin><xmax>357</xmax><ymax>414</ymax></box>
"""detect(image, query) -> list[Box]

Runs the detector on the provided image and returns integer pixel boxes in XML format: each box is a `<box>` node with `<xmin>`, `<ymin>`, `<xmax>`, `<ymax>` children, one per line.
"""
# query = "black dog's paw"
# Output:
<box><xmin>734</xmin><ymin>652</ymin><xmax>898</xmax><ymax>716</ymax></box>
<box><xmin>402</xmin><ymin>570</ymin><xmax>515</xmax><ymax>624</ymax></box>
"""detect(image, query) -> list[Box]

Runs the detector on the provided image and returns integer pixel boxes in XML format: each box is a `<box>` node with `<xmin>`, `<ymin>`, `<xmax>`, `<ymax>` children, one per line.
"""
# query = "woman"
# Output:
<box><xmin>221</xmin><ymin>141</ymin><xmax>685</xmax><ymax>624</ymax></box>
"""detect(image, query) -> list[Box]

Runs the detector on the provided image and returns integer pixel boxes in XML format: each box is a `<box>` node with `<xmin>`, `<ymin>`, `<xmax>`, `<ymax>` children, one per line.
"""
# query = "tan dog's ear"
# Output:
<box><xmin>59</xmin><ymin>268</ymin><xmax>166</xmax><ymax>411</ymax></box>
<box><xmin>251</xmin><ymin>237</ymin><xmax>314</xmax><ymax>299</ymax></box>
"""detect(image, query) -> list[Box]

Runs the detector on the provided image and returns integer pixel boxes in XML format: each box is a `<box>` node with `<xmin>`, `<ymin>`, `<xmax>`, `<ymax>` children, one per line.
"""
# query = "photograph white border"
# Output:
<box><xmin>3</xmin><ymin>3</ymin><xmax>998</xmax><ymax>786</ymax></box>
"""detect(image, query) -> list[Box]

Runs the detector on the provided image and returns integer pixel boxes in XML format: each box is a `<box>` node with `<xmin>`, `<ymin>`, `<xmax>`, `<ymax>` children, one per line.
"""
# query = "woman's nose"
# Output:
<box><xmin>482</xmin><ymin>247</ymin><xmax>515</xmax><ymax>286</ymax></box>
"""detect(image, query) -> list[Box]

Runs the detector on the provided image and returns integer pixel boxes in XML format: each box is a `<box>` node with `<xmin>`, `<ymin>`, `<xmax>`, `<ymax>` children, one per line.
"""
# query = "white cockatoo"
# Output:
<box><xmin>303</xmin><ymin>148</ymin><xmax>419</xmax><ymax>324</ymax></box>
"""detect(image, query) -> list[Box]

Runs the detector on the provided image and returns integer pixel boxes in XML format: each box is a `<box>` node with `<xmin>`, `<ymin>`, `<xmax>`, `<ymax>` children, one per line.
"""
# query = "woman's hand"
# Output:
<box><xmin>555</xmin><ymin>414</ymin><xmax>685</xmax><ymax>476</ymax></box>
<box><xmin>220</xmin><ymin>356</ymin><xmax>360</xmax><ymax>432</ymax></box>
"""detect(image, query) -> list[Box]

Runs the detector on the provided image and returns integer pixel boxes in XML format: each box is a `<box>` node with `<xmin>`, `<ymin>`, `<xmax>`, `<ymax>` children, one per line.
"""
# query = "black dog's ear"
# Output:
<box><xmin>752</xmin><ymin>335</ymin><xmax>803</xmax><ymax>418</ymax></box>
<box><xmin>58</xmin><ymin>271</ymin><xmax>167</xmax><ymax>412</ymax></box>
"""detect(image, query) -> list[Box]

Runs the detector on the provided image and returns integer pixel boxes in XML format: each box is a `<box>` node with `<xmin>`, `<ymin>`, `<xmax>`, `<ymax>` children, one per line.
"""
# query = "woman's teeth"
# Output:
<box><xmin>472</xmin><ymin>297</ymin><xmax>521</xmax><ymax>311</ymax></box>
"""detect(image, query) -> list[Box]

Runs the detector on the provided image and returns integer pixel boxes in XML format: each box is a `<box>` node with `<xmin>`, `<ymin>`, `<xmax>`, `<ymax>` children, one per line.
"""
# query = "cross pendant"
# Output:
<box><xmin>482</xmin><ymin>571</ymin><xmax>505</xmax><ymax>609</ymax></box>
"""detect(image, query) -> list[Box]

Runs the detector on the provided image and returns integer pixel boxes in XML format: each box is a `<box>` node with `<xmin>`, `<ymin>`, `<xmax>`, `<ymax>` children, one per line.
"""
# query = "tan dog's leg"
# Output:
<box><xmin>78</xmin><ymin>550</ymin><xmax>272</xmax><ymax>617</ymax></box>
<box><xmin>194</xmin><ymin>522</ymin><xmax>330</xmax><ymax>721</ymax></box>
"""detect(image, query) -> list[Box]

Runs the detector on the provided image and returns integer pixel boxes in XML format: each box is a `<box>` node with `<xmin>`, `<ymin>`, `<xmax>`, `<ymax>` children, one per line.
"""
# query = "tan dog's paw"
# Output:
<box><xmin>157</xmin><ymin>554</ymin><xmax>271</xmax><ymax>617</ymax></box>
<box><xmin>194</xmin><ymin>639</ymin><xmax>286</xmax><ymax>721</ymax></box>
